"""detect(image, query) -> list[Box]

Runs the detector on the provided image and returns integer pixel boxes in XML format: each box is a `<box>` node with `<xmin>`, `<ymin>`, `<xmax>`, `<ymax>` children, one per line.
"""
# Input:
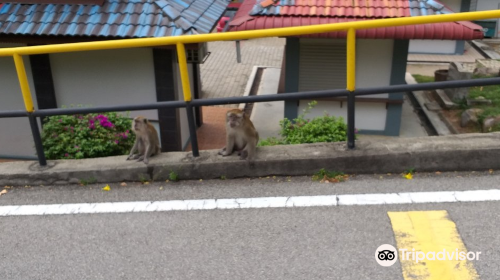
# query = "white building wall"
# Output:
<box><xmin>356</xmin><ymin>39</ymin><xmax>392</xmax><ymax>98</ymax></box>
<box><xmin>0</xmin><ymin>43</ymin><xmax>38</xmax><ymax>157</ymax></box>
<box><xmin>476</xmin><ymin>0</ymin><xmax>500</xmax><ymax>10</ymax></box>
<box><xmin>409</xmin><ymin>40</ymin><xmax>457</xmax><ymax>54</ymax></box>
<box><xmin>442</xmin><ymin>0</ymin><xmax>462</xmax><ymax>12</ymax></box>
<box><xmin>298</xmin><ymin>39</ymin><xmax>393</xmax><ymax>131</ymax></box>
<box><xmin>50</xmin><ymin>48</ymin><xmax>157</xmax><ymax>121</ymax></box>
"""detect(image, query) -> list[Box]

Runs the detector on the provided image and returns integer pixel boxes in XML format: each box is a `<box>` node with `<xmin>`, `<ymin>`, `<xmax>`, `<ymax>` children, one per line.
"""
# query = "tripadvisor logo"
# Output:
<box><xmin>375</xmin><ymin>244</ymin><xmax>398</xmax><ymax>267</ymax></box>
<box><xmin>375</xmin><ymin>244</ymin><xmax>482</xmax><ymax>267</ymax></box>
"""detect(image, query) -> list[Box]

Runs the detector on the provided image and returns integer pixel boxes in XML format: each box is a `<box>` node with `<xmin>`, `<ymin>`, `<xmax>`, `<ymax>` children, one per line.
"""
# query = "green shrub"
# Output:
<box><xmin>169</xmin><ymin>171</ymin><xmax>179</xmax><ymax>182</ymax></box>
<box><xmin>41</xmin><ymin>112</ymin><xmax>134</xmax><ymax>160</ymax></box>
<box><xmin>258</xmin><ymin>137</ymin><xmax>285</xmax><ymax>147</ymax></box>
<box><xmin>258</xmin><ymin>101</ymin><xmax>352</xmax><ymax>146</ymax></box>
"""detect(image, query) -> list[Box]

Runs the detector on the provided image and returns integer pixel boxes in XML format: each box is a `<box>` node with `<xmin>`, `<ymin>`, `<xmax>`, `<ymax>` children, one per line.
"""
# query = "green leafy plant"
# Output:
<box><xmin>312</xmin><ymin>168</ymin><xmax>348</xmax><ymax>183</ymax></box>
<box><xmin>220</xmin><ymin>175</ymin><xmax>226</xmax><ymax>180</ymax></box>
<box><xmin>41</xmin><ymin>111</ymin><xmax>134</xmax><ymax>160</ymax></box>
<box><xmin>79</xmin><ymin>177</ymin><xmax>97</xmax><ymax>186</ymax></box>
<box><xmin>257</xmin><ymin>137</ymin><xmax>284</xmax><ymax>147</ymax></box>
<box><xmin>404</xmin><ymin>168</ymin><xmax>416</xmax><ymax>175</ymax></box>
<box><xmin>169</xmin><ymin>171</ymin><xmax>179</xmax><ymax>182</ymax></box>
<box><xmin>258</xmin><ymin>101</ymin><xmax>353</xmax><ymax>146</ymax></box>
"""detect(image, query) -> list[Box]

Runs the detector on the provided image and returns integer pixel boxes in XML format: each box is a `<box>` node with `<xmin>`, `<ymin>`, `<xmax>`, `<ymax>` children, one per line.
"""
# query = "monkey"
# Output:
<box><xmin>126</xmin><ymin>116</ymin><xmax>161</xmax><ymax>164</ymax></box>
<box><xmin>218</xmin><ymin>109</ymin><xmax>259</xmax><ymax>160</ymax></box>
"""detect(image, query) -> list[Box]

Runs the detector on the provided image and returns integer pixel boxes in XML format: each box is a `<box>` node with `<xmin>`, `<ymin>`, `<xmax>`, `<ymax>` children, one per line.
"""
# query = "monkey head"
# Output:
<box><xmin>227</xmin><ymin>109</ymin><xmax>245</xmax><ymax>128</ymax></box>
<box><xmin>132</xmin><ymin>116</ymin><xmax>148</xmax><ymax>133</ymax></box>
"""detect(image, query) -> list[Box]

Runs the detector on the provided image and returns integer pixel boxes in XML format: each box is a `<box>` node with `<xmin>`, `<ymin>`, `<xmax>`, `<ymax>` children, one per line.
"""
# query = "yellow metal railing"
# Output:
<box><xmin>1</xmin><ymin>10</ymin><xmax>500</xmax><ymax>112</ymax></box>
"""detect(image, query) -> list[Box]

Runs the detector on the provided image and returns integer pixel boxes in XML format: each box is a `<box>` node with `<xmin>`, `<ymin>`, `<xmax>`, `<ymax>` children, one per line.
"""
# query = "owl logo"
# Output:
<box><xmin>378</xmin><ymin>250</ymin><xmax>396</xmax><ymax>261</ymax></box>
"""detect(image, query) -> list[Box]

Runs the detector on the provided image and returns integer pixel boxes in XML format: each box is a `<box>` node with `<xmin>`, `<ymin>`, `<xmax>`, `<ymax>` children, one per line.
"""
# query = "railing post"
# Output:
<box><xmin>186</xmin><ymin>104</ymin><xmax>200</xmax><ymax>157</ymax></box>
<box><xmin>176</xmin><ymin>43</ymin><xmax>192</xmax><ymax>102</ymax></box>
<box><xmin>13</xmin><ymin>53</ymin><xmax>47</xmax><ymax>165</ymax></box>
<box><xmin>176</xmin><ymin>43</ymin><xmax>199</xmax><ymax>157</ymax></box>
<box><xmin>28</xmin><ymin>114</ymin><xmax>47</xmax><ymax>166</ymax></box>
<box><xmin>346</xmin><ymin>28</ymin><xmax>356</xmax><ymax>149</ymax></box>
<box><xmin>13</xmin><ymin>54</ymin><xmax>35</xmax><ymax>112</ymax></box>
<box><xmin>347</xmin><ymin>94</ymin><xmax>355</xmax><ymax>149</ymax></box>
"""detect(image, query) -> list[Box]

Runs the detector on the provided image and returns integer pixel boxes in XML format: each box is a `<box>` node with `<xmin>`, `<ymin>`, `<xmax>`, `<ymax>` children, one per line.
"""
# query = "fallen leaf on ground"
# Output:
<box><xmin>489</xmin><ymin>169</ymin><xmax>494</xmax><ymax>174</ymax></box>
<box><xmin>404</xmin><ymin>173</ymin><xmax>413</xmax><ymax>180</ymax></box>
<box><xmin>320</xmin><ymin>174</ymin><xmax>349</xmax><ymax>183</ymax></box>
<box><xmin>379</xmin><ymin>176</ymin><xmax>383</xmax><ymax>179</ymax></box>
<box><xmin>102</xmin><ymin>185</ymin><xmax>111</xmax><ymax>191</ymax></box>
<box><xmin>4</xmin><ymin>186</ymin><xmax>11</xmax><ymax>189</ymax></box>
<box><xmin>120</xmin><ymin>182</ymin><xmax>127</xmax><ymax>186</ymax></box>
<box><xmin>159</xmin><ymin>187</ymin><xmax>163</xmax><ymax>190</ymax></box>
<box><xmin>199</xmin><ymin>179</ymin><xmax>203</xmax><ymax>182</ymax></box>
<box><xmin>143</xmin><ymin>182</ymin><xmax>150</xmax><ymax>185</ymax></box>
<box><xmin>435</xmin><ymin>171</ymin><xmax>442</xmax><ymax>175</ymax></box>
<box><xmin>0</xmin><ymin>189</ymin><xmax>7</xmax><ymax>196</ymax></box>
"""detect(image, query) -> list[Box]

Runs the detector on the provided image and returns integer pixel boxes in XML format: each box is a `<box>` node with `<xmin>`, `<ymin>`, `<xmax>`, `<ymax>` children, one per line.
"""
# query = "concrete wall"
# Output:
<box><xmin>50</xmin><ymin>48</ymin><xmax>157</xmax><ymax>121</ymax></box>
<box><xmin>0</xmin><ymin>43</ymin><xmax>38</xmax><ymax>157</ymax></box>
<box><xmin>298</xmin><ymin>39</ymin><xmax>392</xmax><ymax>131</ymax></box>
<box><xmin>409</xmin><ymin>40</ymin><xmax>457</xmax><ymax>54</ymax></box>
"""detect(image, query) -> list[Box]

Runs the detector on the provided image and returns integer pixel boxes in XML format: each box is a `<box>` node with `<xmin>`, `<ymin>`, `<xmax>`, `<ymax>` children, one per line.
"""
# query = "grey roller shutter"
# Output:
<box><xmin>298</xmin><ymin>40</ymin><xmax>346</xmax><ymax>92</ymax></box>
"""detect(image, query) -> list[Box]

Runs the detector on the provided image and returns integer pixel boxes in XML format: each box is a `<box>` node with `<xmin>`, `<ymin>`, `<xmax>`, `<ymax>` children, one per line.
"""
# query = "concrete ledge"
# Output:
<box><xmin>406</xmin><ymin>73</ymin><xmax>452</xmax><ymax>136</ymax></box>
<box><xmin>434</xmin><ymin>89</ymin><xmax>458</xmax><ymax>109</ymax></box>
<box><xmin>1</xmin><ymin>133</ymin><xmax>500</xmax><ymax>185</ymax></box>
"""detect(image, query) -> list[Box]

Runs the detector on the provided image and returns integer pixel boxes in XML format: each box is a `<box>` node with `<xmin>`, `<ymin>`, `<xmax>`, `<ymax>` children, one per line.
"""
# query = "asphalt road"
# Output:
<box><xmin>0</xmin><ymin>171</ymin><xmax>499</xmax><ymax>280</ymax></box>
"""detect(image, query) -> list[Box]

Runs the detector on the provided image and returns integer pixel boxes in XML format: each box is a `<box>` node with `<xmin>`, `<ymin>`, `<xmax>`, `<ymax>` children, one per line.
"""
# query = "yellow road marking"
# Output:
<box><xmin>388</xmin><ymin>211</ymin><xmax>479</xmax><ymax>280</ymax></box>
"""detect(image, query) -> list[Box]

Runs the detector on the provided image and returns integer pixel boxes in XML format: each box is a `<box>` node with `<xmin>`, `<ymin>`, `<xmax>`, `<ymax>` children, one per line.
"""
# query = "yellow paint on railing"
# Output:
<box><xmin>388</xmin><ymin>211</ymin><xmax>480</xmax><ymax>280</ymax></box>
<box><xmin>0</xmin><ymin>10</ymin><xmax>498</xmax><ymax>57</ymax></box>
<box><xmin>346</xmin><ymin>28</ymin><xmax>356</xmax><ymax>91</ymax></box>
<box><xmin>3</xmin><ymin>10</ymin><xmax>500</xmax><ymax>110</ymax></box>
<box><xmin>12</xmin><ymin>54</ymin><xmax>34</xmax><ymax>112</ymax></box>
<box><xmin>176</xmin><ymin>43</ymin><xmax>192</xmax><ymax>102</ymax></box>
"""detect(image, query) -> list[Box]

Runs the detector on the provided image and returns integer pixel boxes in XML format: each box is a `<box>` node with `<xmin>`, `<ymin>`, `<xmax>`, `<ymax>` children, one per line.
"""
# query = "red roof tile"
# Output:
<box><xmin>229</xmin><ymin>0</ymin><xmax>484</xmax><ymax>40</ymax></box>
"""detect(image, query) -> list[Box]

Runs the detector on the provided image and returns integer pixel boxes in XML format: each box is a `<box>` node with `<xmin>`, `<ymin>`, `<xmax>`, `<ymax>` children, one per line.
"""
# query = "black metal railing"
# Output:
<box><xmin>1</xmin><ymin>77</ymin><xmax>500</xmax><ymax>166</ymax></box>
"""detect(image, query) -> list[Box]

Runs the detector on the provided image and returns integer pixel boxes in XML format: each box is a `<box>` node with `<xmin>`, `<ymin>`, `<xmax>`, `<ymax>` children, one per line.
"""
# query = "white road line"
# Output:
<box><xmin>1</xmin><ymin>189</ymin><xmax>500</xmax><ymax>216</ymax></box>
